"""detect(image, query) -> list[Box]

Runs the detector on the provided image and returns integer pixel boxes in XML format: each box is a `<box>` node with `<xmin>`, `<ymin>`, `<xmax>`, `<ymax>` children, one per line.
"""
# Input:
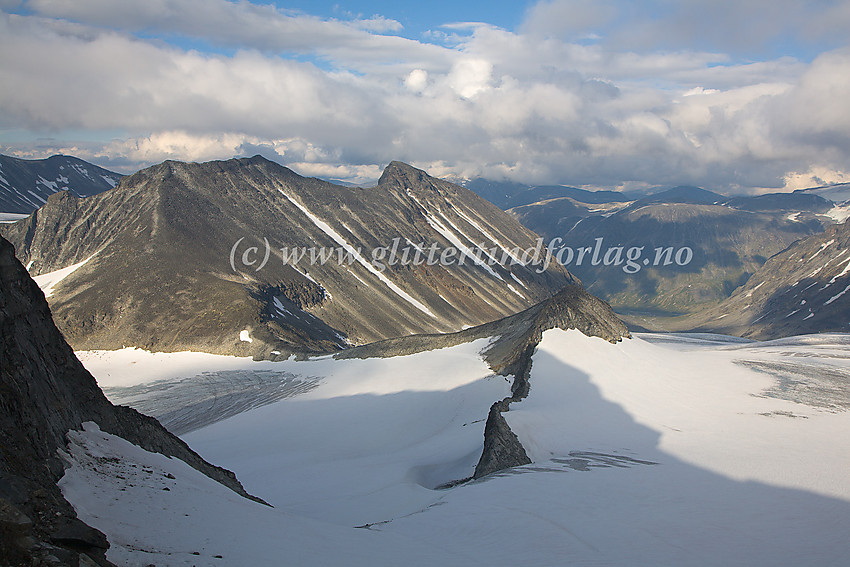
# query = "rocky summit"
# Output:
<box><xmin>1</xmin><ymin>156</ymin><xmax>572</xmax><ymax>356</ymax></box>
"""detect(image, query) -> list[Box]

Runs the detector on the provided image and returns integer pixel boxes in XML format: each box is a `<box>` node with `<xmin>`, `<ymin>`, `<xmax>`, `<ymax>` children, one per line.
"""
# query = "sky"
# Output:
<box><xmin>1</xmin><ymin>0</ymin><xmax>849</xmax><ymax>193</ymax></box>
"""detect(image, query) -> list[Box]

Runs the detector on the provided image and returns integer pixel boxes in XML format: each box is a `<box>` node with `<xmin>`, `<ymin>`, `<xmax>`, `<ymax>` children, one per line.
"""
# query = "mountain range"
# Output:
<box><xmin>3</xmin><ymin>153</ymin><xmax>848</xmax><ymax>343</ymax></box>
<box><xmin>0</xmin><ymin>154</ymin><xmax>122</xmax><ymax>215</ymax></box>
<box><xmin>503</xmin><ymin>184</ymin><xmax>843</xmax><ymax>315</ymax></box>
<box><xmin>673</xmin><ymin>218</ymin><xmax>850</xmax><ymax>338</ymax></box>
<box><xmin>1</xmin><ymin>156</ymin><xmax>571</xmax><ymax>356</ymax></box>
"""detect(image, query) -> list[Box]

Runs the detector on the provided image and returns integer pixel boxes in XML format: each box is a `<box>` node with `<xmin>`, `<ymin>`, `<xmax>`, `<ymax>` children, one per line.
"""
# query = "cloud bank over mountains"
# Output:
<box><xmin>1</xmin><ymin>0</ymin><xmax>849</xmax><ymax>192</ymax></box>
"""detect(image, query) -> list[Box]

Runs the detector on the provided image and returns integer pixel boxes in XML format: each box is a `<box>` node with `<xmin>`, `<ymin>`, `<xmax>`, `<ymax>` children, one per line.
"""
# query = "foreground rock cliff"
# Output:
<box><xmin>0</xmin><ymin>236</ymin><xmax>261</xmax><ymax>566</ymax></box>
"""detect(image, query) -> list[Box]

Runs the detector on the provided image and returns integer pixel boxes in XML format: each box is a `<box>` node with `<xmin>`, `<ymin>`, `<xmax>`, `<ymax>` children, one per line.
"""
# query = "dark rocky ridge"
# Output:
<box><xmin>2</xmin><ymin>157</ymin><xmax>571</xmax><ymax>356</ymax></box>
<box><xmin>0</xmin><ymin>235</ymin><xmax>263</xmax><ymax>566</ymax></box>
<box><xmin>0</xmin><ymin>154</ymin><xmax>121</xmax><ymax>214</ymax></box>
<box><xmin>338</xmin><ymin>283</ymin><xmax>630</xmax><ymax>478</ymax></box>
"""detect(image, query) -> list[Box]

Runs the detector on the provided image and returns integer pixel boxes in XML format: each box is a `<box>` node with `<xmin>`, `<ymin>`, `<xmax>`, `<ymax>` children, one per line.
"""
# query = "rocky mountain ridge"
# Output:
<box><xmin>338</xmin><ymin>283</ymin><xmax>630</xmax><ymax>479</ymax></box>
<box><xmin>1</xmin><ymin>156</ymin><xmax>572</xmax><ymax>356</ymax></box>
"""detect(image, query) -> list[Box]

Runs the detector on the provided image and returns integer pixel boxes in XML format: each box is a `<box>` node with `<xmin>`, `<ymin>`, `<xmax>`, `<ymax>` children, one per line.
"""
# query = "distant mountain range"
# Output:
<box><xmin>794</xmin><ymin>181</ymin><xmax>850</xmax><ymax>205</ymax></box>
<box><xmin>462</xmin><ymin>177</ymin><xmax>638</xmax><ymax>209</ymax></box>
<box><xmin>496</xmin><ymin>183</ymin><xmax>844</xmax><ymax>315</ymax></box>
<box><xmin>0</xmin><ymin>154</ymin><xmax>122</xmax><ymax>214</ymax></box>
<box><xmin>677</xmin><ymin>218</ymin><xmax>850</xmax><ymax>338</ymax></box>
<box><xmin>1</xmin><ymin>157</ymin><xmax>572</xmax><ymax>355</ymax></box>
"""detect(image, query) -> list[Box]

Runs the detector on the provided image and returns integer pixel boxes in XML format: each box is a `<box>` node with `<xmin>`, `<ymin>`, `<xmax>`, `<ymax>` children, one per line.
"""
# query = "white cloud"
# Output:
<box><xmin>349</xmin><ymin>15</ymin><xmax>403</xmax><ymax>33</ymax></box>
<box><xmin>521</xmin><ymin>0</ymin><xmax>850</xmax><ymax>55</ymax></box>
<box><xmin>404</xmin><ymin>69</ymin><xmax>429</xmax><ymax>92</ymax></box>
<box><xmin>25</xmin><ymin>0</ymin><xmax>446</xmax><ymax>67</ymax></box>
<box><xmin>522</xmin><ymin>0</ymin><xmax>618</xmax><ymax>38</ymax></box>
<box><xmin>447</xmin><ymin>58</ymin><xmax>493</xmax><ymax>98</ymax></box>
<box><xmin>783</xmin><ymin>167</ymin><xmax>850</xmax><ymax>192</ymax></box>
<box><xmin>1</xmin><ymin>2</ymin><xmax>849</xmax><ymax>194</ymax></box>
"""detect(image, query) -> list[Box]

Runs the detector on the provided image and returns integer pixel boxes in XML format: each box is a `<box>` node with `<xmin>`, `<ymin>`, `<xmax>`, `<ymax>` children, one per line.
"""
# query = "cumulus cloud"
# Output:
<box><xmin>447</xmin><ymin>58</ymin><xmax>493</xmax><ymax>98</ymax></box>
<box><xmin>404</xmin><ymin>69</ymin><xmax>429</xmax><ymax>93</ymax></box>
<box><xmin>1</xmin><ymin>1</ymin><xmax>849</xmax><ymax>193</ymax></box>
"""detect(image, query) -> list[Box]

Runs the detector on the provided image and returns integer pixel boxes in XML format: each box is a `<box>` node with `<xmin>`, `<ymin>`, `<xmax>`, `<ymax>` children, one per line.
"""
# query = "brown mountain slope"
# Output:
<box><xmin>1</xmin><ymin>157</ymin><xmax>572</xmax><ymax>356</ymax></box>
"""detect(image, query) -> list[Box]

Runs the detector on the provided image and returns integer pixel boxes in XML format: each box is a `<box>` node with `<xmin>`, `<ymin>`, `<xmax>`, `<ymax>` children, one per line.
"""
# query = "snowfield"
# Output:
<box><xmin>67</xmin><ymin>332</ymin><xmax>850</xmax><ymax>566</ymax></box>
<box><xmin>30</xmin><ymin>252</ymin><xmax>97</xmax><ymax>297</ymax></box>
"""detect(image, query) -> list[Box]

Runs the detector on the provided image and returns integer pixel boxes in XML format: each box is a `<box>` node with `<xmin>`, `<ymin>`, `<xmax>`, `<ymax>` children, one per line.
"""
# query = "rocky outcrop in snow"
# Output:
<box><xmin>338</xmin><ymin>283</ymin><xmax>629</xmax><ymax>478</ymax></box>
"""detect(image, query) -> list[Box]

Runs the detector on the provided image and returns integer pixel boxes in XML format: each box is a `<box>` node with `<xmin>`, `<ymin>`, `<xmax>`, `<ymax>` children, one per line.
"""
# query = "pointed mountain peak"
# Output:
<box><xmin>378</xmin><ymin>161</ymin><xmax>429</xmax><ymax>187</ymax></box>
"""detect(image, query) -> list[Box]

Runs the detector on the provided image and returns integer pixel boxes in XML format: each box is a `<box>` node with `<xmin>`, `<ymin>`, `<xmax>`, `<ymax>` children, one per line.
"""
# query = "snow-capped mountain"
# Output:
<box><xmin>0</xmin><ymin>235</ymin><xmax>259</xmax><ymax>566</ymax></box>
<box><xmin>0</xmin><ymin>154</ymin><xmax>122</xmax><ymax>214</ymax></box>
<box><xmin>794</xmin><ymin>182</ymin><xmax>850</xmax><ymax>223</ymax></box>
<box><xmin>1</xmin><ymin>156</ymin><xmax>572</xmax><ymax>355</ymax></box>
<box><xmin>794</xmin><ymin>181</ymin><xmax>850</xmax><ymax>204</ymax></box>
<box><xmin>684</xmin><ymin>218</ymin><xmax>850</xmax><ymax>338</ymax></box>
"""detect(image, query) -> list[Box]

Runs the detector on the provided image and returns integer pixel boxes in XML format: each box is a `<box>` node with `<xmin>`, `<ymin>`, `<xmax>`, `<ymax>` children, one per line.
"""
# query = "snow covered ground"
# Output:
<box><xmin>67</xmin><ymin>332</ymin><xmax>850</xmax><ymax>566</ymax></box>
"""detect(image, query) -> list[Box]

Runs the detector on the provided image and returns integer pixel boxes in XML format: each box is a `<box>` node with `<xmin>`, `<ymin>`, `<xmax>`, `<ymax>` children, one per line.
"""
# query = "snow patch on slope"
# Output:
<box><xmin>32</xmin><ymin>253</ymin><xmax>97</xmax><ymax>297</ymax></box>
<box><xmin>450</xmin><ymin>204</ymin><xmax>524</xmax><ymax>265</ymax></box>
<box><xmin>825</xmin><ymin>204</ymin><xmax>850</xmax><ymax>223</ymax></box>
<box><xmin>280</xmin><ymin>189</ymin><xmax>435</xmax><ymax>317</ymax></box>
<box><xmin>423</xmin><ymin>211</ymin><xmax>503</xmax><ymax>280</ymax></box>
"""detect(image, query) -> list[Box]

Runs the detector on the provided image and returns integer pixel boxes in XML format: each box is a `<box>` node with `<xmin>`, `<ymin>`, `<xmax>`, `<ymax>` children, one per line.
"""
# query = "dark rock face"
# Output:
<box><xmin>0</xmin><ymin>154</ymin><xmax>121</xmax><ymax>214</ymax></box>
<box><xmin>683</xmin><ymin>218</ymin><xmax>850</xmax><ymax>339</ymax></box>
<box><xmin>472</xmin><ymin>345</ymin><xmax>535</xmax><ymax>479</ymax></box>
<box><xmin>473</xmin><ymin>399</ymin><xmax>532</xmax><ymax>479</ymax></box>
<box><xmin>0</xmin><ymin>235</ymin><xmax>262</xmax><ymax>565</ymax></box>
<box><xmin>49</xmin><ymin>517</ymin><xmax>109</xmax><ymax>552</ymax></box>
<box><xmin>2</xmin><ymin>156</ymin><xmax>572</xmax><ymax>356</ymax></box>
